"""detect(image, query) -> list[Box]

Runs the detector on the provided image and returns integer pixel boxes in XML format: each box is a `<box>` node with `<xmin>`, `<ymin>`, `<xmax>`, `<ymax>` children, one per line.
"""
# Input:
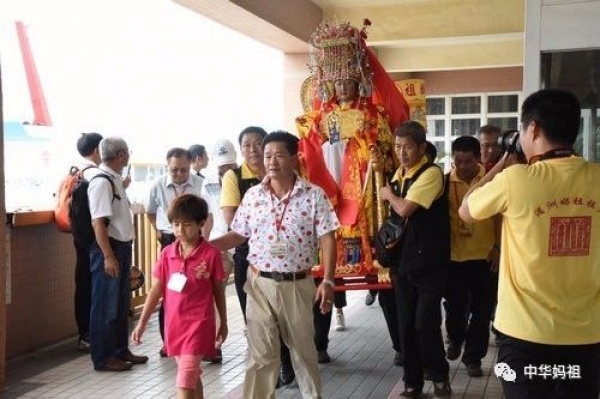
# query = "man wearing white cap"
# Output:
<box><xmin>201</xmin><ymin>139</ymin><xmax>238</xmax><ymax>362</ymax></box>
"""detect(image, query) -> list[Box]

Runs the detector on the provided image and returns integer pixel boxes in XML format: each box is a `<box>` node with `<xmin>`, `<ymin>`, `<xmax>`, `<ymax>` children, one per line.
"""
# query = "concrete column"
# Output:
<box><xmin>0</xmin><ymin>58</ymin><xmax>7</xmax><ymax>389</ymax></box>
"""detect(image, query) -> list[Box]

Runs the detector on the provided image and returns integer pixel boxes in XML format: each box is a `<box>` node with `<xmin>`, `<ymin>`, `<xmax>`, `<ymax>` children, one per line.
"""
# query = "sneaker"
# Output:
<box><xmin>433</xmin><ymin>379</ymin><xmax>452</xmax><ymax>398</ymax></box>
<box><xmin>275</xmin><ymin>361</ymin><xmax>295</xmax><ymax>388</ymax></box>
<box><xmin>365</xmin><ymin>292</ymin><xmax>376</xmax><ymax>306</ymax></box>
<box><xmin>77</xmin><ymin>337</ymin><xmax>90</xmax><ymax>352</ymax></box>
<box><xmin>335</xmin><ymin>312</ymin><xmax>346</xmax><ymax>331</ymax></box>
<box><xmin>317</xmin><ymin>350</ymin><xmax>331</xmax><ymax>364</ymax></box>
<box><xmin>466</xmin><ymin>364</ymin><xmax>483</xmax><ymax>377</ymax></box>
<box><xmin>204</xmin><ymin>348</ymin><xmax>223</xmax><ymax>363</ymax></box>
<box><xmin>446</xmin><ymin>342</ymin><xmax>461</xmax><ymax>361</ymax></box>
<box><xmin>159</xmin><ymin>347</ymin><xmax>167</xmax><ymax>357</ymax></box>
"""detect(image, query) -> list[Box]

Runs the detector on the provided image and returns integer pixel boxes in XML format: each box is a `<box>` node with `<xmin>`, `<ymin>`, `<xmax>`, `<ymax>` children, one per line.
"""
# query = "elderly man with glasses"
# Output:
<box><xmin>145</xmin><ymin>147</ymin><xmax>212</xmax><ymax>357</ymax></box>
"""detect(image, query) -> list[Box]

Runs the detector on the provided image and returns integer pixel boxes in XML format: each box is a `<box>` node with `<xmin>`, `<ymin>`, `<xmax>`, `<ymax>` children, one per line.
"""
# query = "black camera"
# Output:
<box><xmin>498</xmin><ymin>129</ymin><xmax>522</xmax><ymax>155</ymax></box>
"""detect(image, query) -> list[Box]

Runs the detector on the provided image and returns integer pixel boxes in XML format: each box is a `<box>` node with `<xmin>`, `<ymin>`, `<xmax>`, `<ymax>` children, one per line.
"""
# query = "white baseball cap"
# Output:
<box><xmin>212</xmin><ymin>139</ymin><xmax>237</xmax><ymax>166</ymax></box>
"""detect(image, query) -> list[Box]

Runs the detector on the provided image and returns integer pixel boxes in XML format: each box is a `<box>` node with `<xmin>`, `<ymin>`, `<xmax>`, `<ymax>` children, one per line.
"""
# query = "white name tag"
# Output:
<box><xmin>167</xmin><ymin>272</ymin><xmax>187</xmax><ymax>293</ymax></box>
<box><xmin>270</xmin><ymin>241</ymin><xmax>287</xmax><ymax>256</ymax></box>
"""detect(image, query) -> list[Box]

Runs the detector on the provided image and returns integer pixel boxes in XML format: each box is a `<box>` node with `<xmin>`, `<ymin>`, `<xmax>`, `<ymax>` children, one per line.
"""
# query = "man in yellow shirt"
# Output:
<box><xmin>220</xmin><ymin>126</ymin><xmax>267</xmax><ymax>321</ymax></box>
<box><xmin>460</xmin><ymin>88</ymin><xmax>600</xmax><ymax>399</ymax></box>
<box><xmin>444</xmin><ymin>136</ymin><xmax>498</xmax><ymax>378</ymax></box>
<box><xmin>380</xmin><ymin>121</ymin><xmax>451</xmax><ymax>398</ymax></box>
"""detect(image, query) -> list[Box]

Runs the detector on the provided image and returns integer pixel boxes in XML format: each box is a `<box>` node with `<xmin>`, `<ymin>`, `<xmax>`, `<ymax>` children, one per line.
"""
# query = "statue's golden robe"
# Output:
<box><xmin>297</xmin><ymin>99</ymin><xmax>396</xmax><ymax>279</ymax></box>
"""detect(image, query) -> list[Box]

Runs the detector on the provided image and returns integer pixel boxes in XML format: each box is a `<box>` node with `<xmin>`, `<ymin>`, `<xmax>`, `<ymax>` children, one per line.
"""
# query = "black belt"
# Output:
<box><xmin>251</xmin><ymin>265</ymin><xmax>308</xmax><ymax>282</ymax></box>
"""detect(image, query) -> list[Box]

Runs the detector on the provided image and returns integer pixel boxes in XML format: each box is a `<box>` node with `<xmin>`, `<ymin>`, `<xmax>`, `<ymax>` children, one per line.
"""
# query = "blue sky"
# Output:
<box><xmin>1</xmin><ymin>0</ymin><xmax>284</xmax><ymax>164</ymax></box>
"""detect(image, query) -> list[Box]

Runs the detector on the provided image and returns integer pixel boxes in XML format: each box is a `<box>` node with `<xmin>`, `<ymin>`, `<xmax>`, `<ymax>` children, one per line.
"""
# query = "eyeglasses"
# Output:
<box><xmin>242</xmin><ymin>142</ymin><xmax>262</xmax><ymax>150</ymax></box>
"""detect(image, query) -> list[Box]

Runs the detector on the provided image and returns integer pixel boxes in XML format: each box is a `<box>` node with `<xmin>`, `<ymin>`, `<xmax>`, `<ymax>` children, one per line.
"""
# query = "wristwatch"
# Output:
<box><xmin>322</xmin><ymin>278</ymin><xmax>335</xmax><ymax>287</ymax></box>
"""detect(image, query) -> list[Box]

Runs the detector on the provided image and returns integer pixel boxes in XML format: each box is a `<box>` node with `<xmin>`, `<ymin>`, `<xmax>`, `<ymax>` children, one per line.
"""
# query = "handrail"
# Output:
<box><xmin>131</xmin><ymin>212</ymin><xmax>160</xmax><ymax>307</ymax></box>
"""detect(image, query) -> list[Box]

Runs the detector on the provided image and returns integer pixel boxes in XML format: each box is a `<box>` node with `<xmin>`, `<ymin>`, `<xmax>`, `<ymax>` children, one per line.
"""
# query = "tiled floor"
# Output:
<box><xmin>3</xmin><ymin>286</ymin><xmax>505</xmax><ymax>398</ymax></box>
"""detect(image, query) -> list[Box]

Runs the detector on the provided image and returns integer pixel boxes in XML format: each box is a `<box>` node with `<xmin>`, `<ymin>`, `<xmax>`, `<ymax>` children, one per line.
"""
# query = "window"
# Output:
<box><xmin>541</xmin><ymin>50</ymin><xmax>600</xmax><ymax>162</ymax></box>
<box><xmin>425</xmin><ymin>92</ymin><xmax>522</xmax><ymax>168</ymax></box>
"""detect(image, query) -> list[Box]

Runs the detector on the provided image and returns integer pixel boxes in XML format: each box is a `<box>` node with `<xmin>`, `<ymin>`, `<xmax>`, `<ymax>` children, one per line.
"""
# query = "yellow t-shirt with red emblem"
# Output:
<box><xmin>391</xmin><ymin>156</ymin><xmax>443</xmax><ymax>208</ymax></box>
<box><xmin>468</xmin><ymin>156</ymin><xmax>600</xmax><ymax>345</ymax></box>
<box><xmin>449</xmin><ymin>164</ymin><xmax>496</xmax><ymax>261</ymax></box>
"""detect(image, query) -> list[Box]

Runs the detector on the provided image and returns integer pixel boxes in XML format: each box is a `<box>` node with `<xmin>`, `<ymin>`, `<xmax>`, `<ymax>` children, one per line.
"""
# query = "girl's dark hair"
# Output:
<box><xmin>167</xmin><ymin>194</ymin><xmax>208</xmax><ymax>223</ymax></box>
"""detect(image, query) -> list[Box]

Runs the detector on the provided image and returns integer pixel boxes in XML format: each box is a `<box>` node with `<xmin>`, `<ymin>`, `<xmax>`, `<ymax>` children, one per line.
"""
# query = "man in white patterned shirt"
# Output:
<box><xmin>211</xmin><ymin>131</ymin><xmax>339</xmax><ymax>399</ymax></box>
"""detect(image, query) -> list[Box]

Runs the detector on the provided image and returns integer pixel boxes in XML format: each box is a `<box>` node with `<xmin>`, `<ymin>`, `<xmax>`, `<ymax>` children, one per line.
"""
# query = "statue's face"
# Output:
<box><xmin>334</xmin><ymin>79</ymin><xmax>358</xmax><ymax>103</ymax></box>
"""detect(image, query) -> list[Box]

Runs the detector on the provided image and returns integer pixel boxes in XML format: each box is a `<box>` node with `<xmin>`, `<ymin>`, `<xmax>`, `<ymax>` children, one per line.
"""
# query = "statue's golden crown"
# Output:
<box><xmin>309</xmin><ymin>19</ymin><xmax>373</xmax><ymax>88</ymax></box>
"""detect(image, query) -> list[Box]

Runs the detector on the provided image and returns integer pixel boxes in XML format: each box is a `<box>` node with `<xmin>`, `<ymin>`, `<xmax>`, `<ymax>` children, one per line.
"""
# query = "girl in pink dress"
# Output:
<box><xmin>132</xmin><ymin>194</ymin><xmax>227</xmax><ymax>399</ymax></box>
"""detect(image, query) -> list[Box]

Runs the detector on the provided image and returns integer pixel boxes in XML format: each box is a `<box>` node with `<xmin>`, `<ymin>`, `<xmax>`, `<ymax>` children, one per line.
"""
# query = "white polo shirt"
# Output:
<box><xmin>145</xmin><ymin>174</ymin><xmax>206</xmax><ymax>233</ymax></box>
<box><xmin>88</xmin><ymin>164</ymin><xmax>134</xmax><ymax>242</ymax></box>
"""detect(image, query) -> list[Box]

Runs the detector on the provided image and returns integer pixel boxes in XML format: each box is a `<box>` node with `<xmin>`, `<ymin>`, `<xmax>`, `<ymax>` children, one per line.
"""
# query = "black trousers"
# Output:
<box><xmin>73</xmin><ymin>239</ymin><xmax>92</xmax><ymax>340</ymax></box>
<box><xmin>444</xmin><ymin>259</ymin><xmax>494</xmax><ymax>366</ymax></box>
<box><xmin>498</xmin><ymin>332</ymin><xmax>600</xmax><ymax>399</ymax></box>
<box><xmin>394</xmin><ymin>266</ymin><xmax>449</xmax><ymax>390</ymax></box>
<box><xmin>364</xmin><ymin>288</ymin><xmax>400</xmax><ymax>352</ymax></box>
<box><xmin>158</xmin><ymin>233</ymin><xmax>176</xmax><ymax>342</ymax></box>
<box><xmin>313</xmin><ymin>288</ymin><xmax>347</xmax><ymax>351</ymax></box>
<box><xmin>378</xmin><ymin>288</ymin><xmax>401</xmax><ymax>353</ymax></box>
<box><xmin>233</xmin><ymin>251</ymin><xmax>249</xmax><ymax>323</ymax></box>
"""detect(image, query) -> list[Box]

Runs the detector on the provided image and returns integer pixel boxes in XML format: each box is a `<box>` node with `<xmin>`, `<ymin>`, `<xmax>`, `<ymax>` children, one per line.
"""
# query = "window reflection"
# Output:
<box><xmin>541</xmin><ymin>50</ymin><xmax>600</xmax><ymax>162</ymax></box>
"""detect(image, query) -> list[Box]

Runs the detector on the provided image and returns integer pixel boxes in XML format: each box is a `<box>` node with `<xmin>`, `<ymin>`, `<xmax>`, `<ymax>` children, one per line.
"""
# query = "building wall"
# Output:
<box><xmin>524</xmin><ymin>0</ymin><xmax>600</xmax><ymax>94</ymax></box>
<box><xmin>283</xmin><ymin>53</ymin><xmax>310</xmax><ymax>133</ymax></box>
<box><xmin>5</xmin><ymin>224</ymin><xmax>77</xmax><ymax>359</ymax></box>
<box><xmin>392</xmin><ymin>67</ymin><xmax>523</xmax><ymax>95</ymax></box>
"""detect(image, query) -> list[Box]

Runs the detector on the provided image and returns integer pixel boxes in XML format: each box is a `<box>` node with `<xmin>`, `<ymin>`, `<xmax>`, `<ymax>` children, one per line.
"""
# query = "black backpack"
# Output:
<box><xmin>69</xmin><ymin>171</ymin><xmax>121</xmax><ymax>247</ymax></box>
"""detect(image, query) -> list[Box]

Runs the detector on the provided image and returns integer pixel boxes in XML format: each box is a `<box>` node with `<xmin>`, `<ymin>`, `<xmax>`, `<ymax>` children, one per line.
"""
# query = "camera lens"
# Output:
<box><xmin>498</xmin><ymin>130</ymin><xmax>522</xmax><ymax>155</ymax></box>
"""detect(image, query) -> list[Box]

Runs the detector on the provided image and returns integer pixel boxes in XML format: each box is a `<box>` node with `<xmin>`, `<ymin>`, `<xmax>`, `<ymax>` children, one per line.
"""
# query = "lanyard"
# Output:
<box><xmin>269</xmin><ymin>186</ymin><xmax>293</xmax><ymax>235</ymax></box>
<box><xmin>528</xmin><ymin>148</ymin><xmax>576</xmax><ymax>165</ymax></box>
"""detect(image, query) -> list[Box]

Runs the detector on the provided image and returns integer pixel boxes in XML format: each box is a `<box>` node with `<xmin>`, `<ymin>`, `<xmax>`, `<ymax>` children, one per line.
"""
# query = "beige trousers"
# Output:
<box><xmin>243</xmin><ymin>269</ymin><xmax>321</xmax><ymax>399</ymax></box>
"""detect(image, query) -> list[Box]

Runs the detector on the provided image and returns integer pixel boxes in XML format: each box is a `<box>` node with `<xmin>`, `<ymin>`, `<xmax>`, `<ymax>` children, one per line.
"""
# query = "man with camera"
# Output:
<box><xmin>460</xmin><ymin>88</ymin><xmax>600</xmax><ymax>399</ymax></box>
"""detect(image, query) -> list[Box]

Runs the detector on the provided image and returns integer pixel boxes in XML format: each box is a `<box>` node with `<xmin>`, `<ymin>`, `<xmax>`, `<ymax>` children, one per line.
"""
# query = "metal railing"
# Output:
<box><xmin>131</xmin><ymin>211</ymin><xmax>160</xmax><ymax>308</ymax></box>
